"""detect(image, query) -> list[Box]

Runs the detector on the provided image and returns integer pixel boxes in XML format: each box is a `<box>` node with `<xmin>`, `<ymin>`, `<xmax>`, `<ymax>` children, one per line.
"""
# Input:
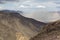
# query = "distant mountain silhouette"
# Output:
<box><xmin>0</xmin><ymin>10</ymin><xmax>46</xmax><ymax>40</ymax></box>
<box><xmin>30</xmin><ymin>20</ymin><xmax>60</xmax><ymax>40</ymax></box>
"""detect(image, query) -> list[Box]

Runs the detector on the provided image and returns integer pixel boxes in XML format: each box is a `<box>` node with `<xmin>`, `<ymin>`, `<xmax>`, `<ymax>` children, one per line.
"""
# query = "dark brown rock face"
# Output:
<box><xmin>30</xmin><ymin>21</ymin><xmax>60</xmax><ymax>40</ymax></box>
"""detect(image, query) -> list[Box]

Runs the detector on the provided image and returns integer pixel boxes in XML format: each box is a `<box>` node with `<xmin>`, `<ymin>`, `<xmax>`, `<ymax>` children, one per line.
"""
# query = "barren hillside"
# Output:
<box><xmin>0</xmin><ymin>10</ymin><xmax>46</xmax><ymax>40</ymax></box>
<box><xmin>30</xmin><ymin>20</ymin><xmax>60</xmax><ymax>40</ymax></box>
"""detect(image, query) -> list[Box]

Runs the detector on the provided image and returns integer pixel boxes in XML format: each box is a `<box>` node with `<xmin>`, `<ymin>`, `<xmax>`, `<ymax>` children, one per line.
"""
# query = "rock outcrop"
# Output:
<box><xmin>30</xmin><ymin>20</ymin><xmax>60</xmax><ymax>40</ymax></box>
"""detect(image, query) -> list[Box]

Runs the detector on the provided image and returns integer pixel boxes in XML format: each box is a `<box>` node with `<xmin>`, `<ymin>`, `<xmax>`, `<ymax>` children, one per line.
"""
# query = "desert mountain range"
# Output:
<box><xmin>0</xmin><ymin>10</ymin><xmax>60</xmax><ymax>40</ymax></box>
<box><xmin>0</xmin><ymin>10</ymin><xmax>46</xmax><ymax>40</ymax></box>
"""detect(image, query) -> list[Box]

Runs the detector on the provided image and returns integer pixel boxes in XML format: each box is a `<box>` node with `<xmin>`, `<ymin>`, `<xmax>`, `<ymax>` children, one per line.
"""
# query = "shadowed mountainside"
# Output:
<box><xmin>30</xmin><ymin>20</ymin><xmax>60</xmax><ymax>40</ymax></box>
<box><xmin>0</xmin><ymin>10</ymin><xmax>46</xmax><ymax>40</ymax></box>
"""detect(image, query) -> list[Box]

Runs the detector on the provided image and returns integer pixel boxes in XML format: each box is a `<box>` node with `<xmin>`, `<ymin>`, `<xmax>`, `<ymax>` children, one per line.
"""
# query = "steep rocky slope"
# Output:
<box><xmin>30</xmin><ymin>20</ymin><xmax>60</xmax><ymax>40</ymax></box>
<box><xmin>0</xmin><ymin>10</ymin><xmax>46</xmax><ymax>40</ymax></box>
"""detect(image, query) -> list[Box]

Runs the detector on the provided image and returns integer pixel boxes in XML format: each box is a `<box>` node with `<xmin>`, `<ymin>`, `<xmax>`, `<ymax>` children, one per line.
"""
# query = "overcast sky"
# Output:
<box><xmin>0</xmin><ymin>0</ymin><xmax>60</xmax><ymax>22</ymax></box>
<box><xmin>0</xmin><ymin>0</ymin><xmax>60</xmax><ymax>11</ymax></box>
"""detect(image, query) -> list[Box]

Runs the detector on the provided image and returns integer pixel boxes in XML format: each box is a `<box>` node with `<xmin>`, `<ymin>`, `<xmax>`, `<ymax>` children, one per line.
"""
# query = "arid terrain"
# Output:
<box><xmin>0</xmin><ymin>10</ymin><xmax>46</xmax><ymax>40</ymax></box>
<box><xmin>0</xmin><ymin>10</ymin><xmax>60</xmax><ymax>40</ymax></box>
<box><xmin>30</xmin><ymin>20</ymin><xmax>60</xmax><ymax>40</ymax></box>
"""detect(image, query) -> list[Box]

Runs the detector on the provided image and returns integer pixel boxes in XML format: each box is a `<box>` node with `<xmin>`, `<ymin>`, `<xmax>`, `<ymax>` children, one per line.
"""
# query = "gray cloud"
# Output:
<box><xmin>0</xmin><ymin>0</ymin><xmax>18</xmax><ymax>1</ymax></box>
<box><xmin>0</xmin><ymin>0</ymin><xmax>19</xmax><ymax>4</ymax></box>
<box><xmin>34</xmin><ymin>0</ymin><xmax>60</xmax><ymax>3</ymax></box>
<box><xmin>0</xmin><ymin>2</ymin><xmax>5</xmax><ymax>4</ymax></box>
<box><xmin>54</xmin><ymin>2</ymin><xmax>60</xmax><ymax>4</ymax></box>
<box><xmin>5</xmin><ymin>0</ymin><xmax>19</xmax><ymax>1</ymax></box>
<box><xmin>57</xmin><ymin>6</ymin><xmax>60</xmax><ymax>8</ymax></box>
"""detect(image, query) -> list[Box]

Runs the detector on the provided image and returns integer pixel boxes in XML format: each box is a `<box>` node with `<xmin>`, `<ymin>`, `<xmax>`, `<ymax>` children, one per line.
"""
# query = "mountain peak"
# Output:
<box><xmin>0</xmin><ymin>10</ymin><xmax>46</xmax><ymax>40</ymax></box>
